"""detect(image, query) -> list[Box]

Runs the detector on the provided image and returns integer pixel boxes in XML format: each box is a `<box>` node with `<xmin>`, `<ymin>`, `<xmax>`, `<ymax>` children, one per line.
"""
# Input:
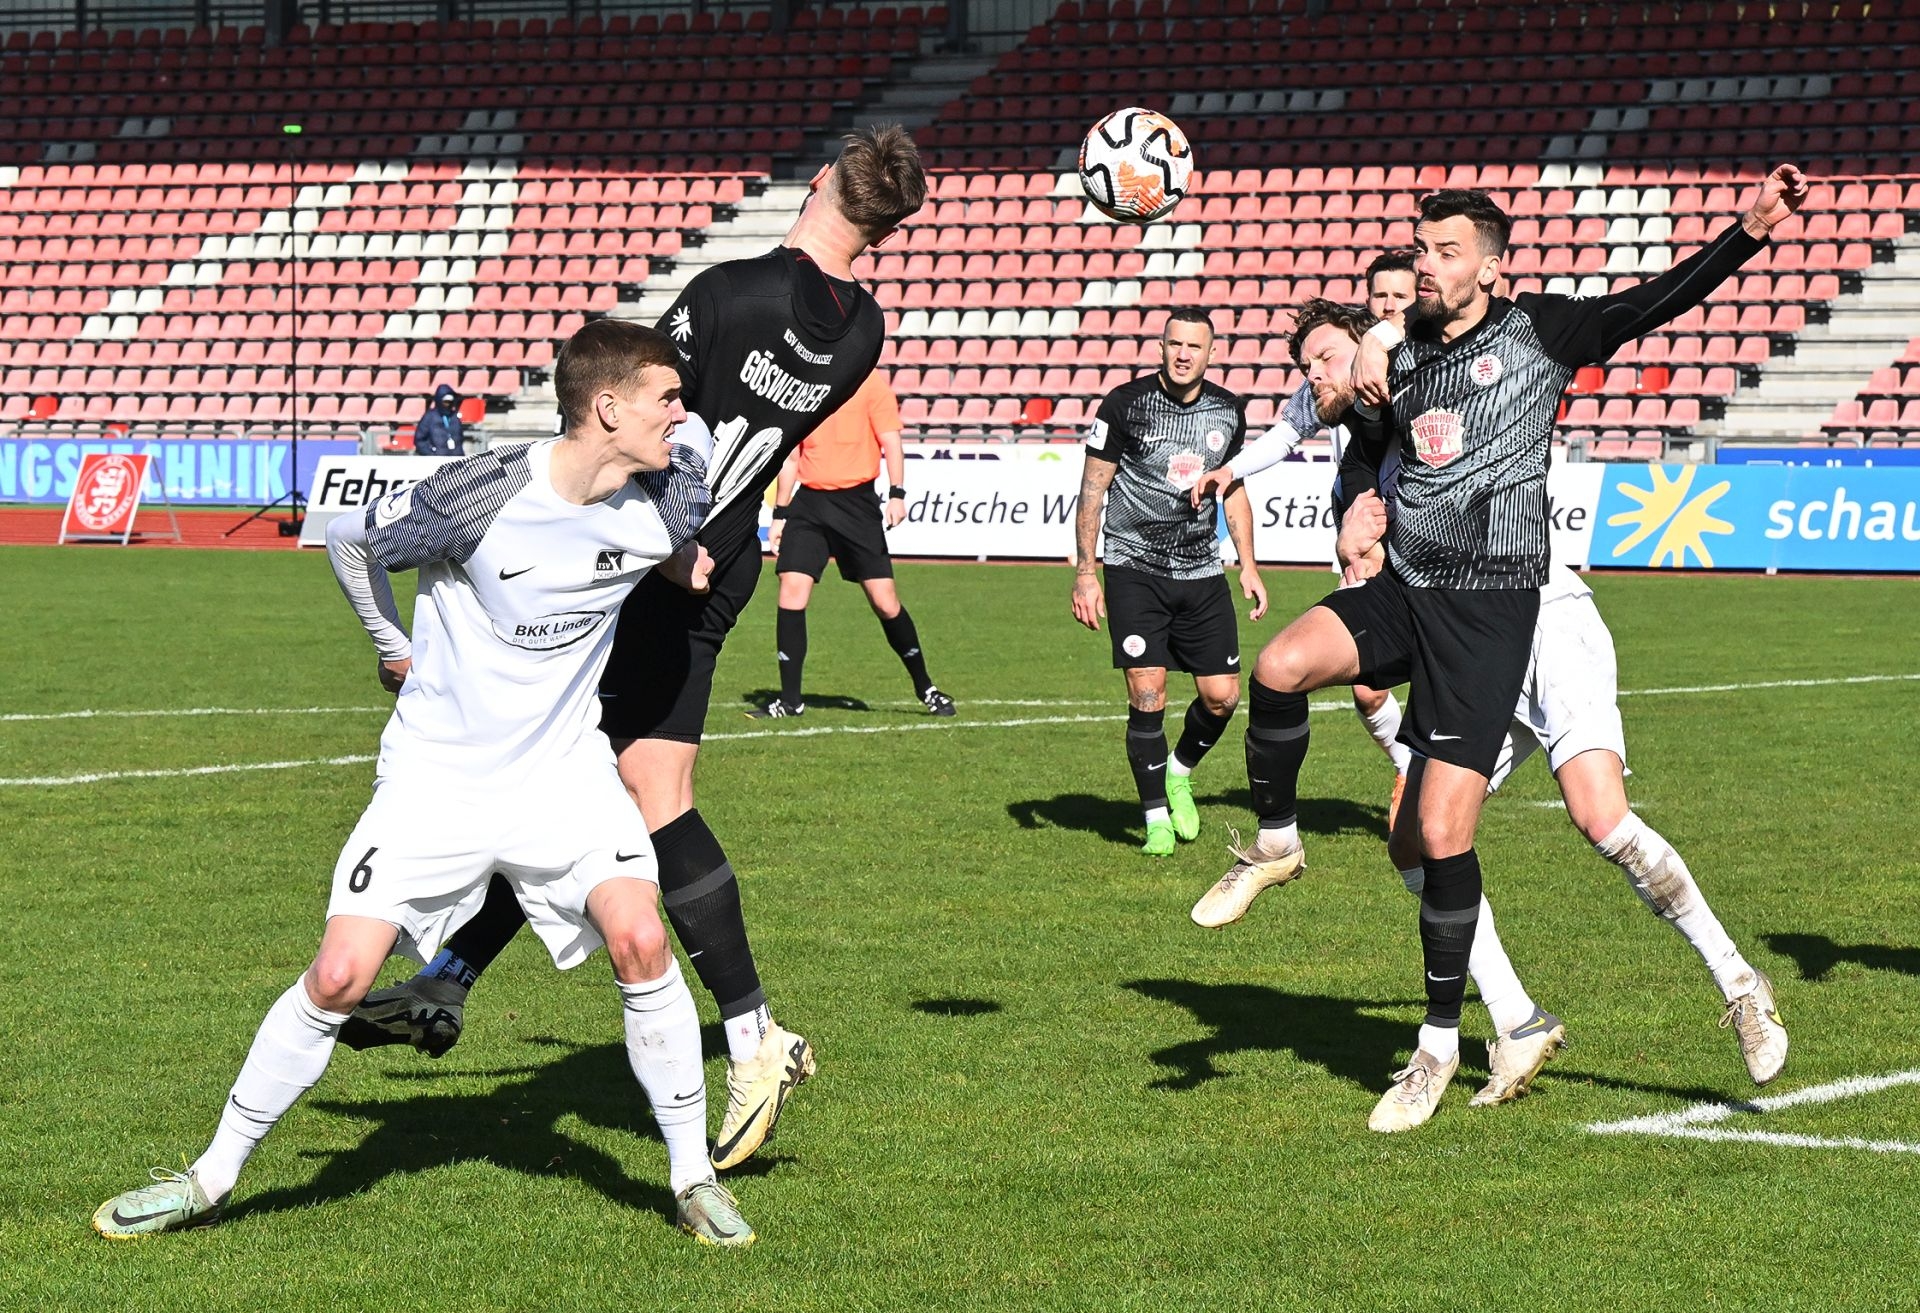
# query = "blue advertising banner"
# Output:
<box><xmin>1715</xmin><ymin>447</ymin><xmax>1920</xmax><ymax>467</ymax></box>
<box><xmin>0</xmin><ymin>438</ymin><xmax>357</xmax><ymax>505</ymax></box>
<box><xmin>1591</xmin><ymin>464</ymin><xmax>1920</xmax><ymax>572</ymax></box>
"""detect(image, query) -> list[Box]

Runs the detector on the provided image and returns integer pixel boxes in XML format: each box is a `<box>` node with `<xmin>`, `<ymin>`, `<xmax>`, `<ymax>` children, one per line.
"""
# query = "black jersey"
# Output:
<box><xmin>657</xmin><ymin>246</ymin><xmax>886</xmax><ymax>564</ymax></box>
<box><xmin>1366</xmin><ymin>219</ymin><xmax>1765</xmax><ymax>590</ymax></box>
<box><xmin>1087</xmin><ymin>373</ymin><xmax>1247</xmax><ymax>580</ymax></box>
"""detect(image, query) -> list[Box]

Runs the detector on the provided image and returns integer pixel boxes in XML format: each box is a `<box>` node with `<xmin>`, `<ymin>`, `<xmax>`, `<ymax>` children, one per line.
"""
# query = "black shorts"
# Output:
<box><xmin>598</xmin><ymin>539</ymin><xmax>764</xmax><ymax>745</ymax></box>
<box><xmin>1317</xmin><ymin>570</ymin><xmax>1539</xmax><ymax>776</ymax></box>
<box><xmin>776</xmin><ymin>484</ymin><xmax>893</xmax><ymax>582</ymax></box>
<box><xmin>1103</xmin><ymin>564</ymin><xmax>1240</xmax><ymax>675</ymax></box>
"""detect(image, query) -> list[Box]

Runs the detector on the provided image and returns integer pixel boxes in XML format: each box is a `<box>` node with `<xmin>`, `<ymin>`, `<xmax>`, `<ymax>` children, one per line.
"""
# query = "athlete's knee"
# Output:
<box><xmin>775</xmin><ymin>575</ymin><xmax>812</xmax><ymax>609</ymax></box>
<box><xmin>1353</xmin><ymin>684</ymin><xmax>1387</xmax><ymax>716</ymax></box>
<box><xmin>304</xmin><ymin>952</ymin><xmax>376</xmax><ymax>1013</ymax></box>
<box><xmin>1128</xmin><ymin>684</ymin><xmax>1168</xmax><ymax>713</ymax></box>
<box><xmin>1201</xmin><ymin>689</ymin><xmax>1239</xmax><ymax>718</ymax></box>
<box><xmin>1253</xmin><ymin>635</ymin><xmax>1325</xmax><ymax>694</ymax></box>
<box><xmin>602</xmin><ymin>907</ymin><xmax>671</xmax><ymax>983</ymax></box>
<box><xmin>1417</xmin><ymin>810</ymin><xmax>1475</xmax><ymax>863</ymax></box>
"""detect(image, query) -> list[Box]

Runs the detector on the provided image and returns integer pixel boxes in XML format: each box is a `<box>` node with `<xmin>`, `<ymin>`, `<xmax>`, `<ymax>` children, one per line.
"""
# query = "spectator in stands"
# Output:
<box><xmin>754</xmin><ymin>369</ymin><xmax>955</xmax><ymax>720</ymax></box>
<box><xmin>1365</xmin><ymin>250</ymin><xmax>1417</xmax><ymax>323</ymax></box>
<box><xmin>413</xmin><ymin>384</ymin><xmax>466</xmax><ymax>456</ymax></box>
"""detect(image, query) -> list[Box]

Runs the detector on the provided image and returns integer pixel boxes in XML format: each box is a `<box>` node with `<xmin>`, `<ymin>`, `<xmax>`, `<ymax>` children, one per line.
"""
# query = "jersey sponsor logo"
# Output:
<box><xmin>1411</xmin><ymin>409</ymin><xmax>1466</xmax><ymax>468</ymax></box>
<box><xmin>668</xmin><ymin>306</ymin><xmax>692</xmax><ymax>342</ymax></box>
<box><xmin>595</xmin><ymin>549</ymin><xmax>625</xmax><ymax>575</ymax></box>
<box><xmin>738</xmin><ymin>349</ymin><xmax>834</xmax><ymax>414</ymax></box>
<box><xmin>498</xmin><ymin>565</ymin><xmax>535</xmax><ymax>580</ymax></box>
<box><xmin>494</xmin><ymin>609</ymin><xmax>609</xmax><ymax>651</ymax></box>
<box><xmin>1166</xmin><ymin>449</ymin><xmax>1206</xmax><ymax>491</ymax></box>
<box><xmin>1205</xmin><ymin>428</ymin><xmax>1225</xmax><ymax>453</ymax></box>
<box><xmin>1085</xmin><ymin>418</ymin><xmax>1110</xmax><ymax>451</ymax></box>
<box><xmin>1122</xmin><ymin>633</ymin><xmax>1147</xmax><ymax>658</ymax></box>
<box><xmin>1470</xmin><ymin>353</ymin><xmax>1505</xmax><ymax>387</ymax></box>
<box><xmin>782</xmin><ymin>329</ymin><xmax>833</xmax><ymax>366</ymax></box>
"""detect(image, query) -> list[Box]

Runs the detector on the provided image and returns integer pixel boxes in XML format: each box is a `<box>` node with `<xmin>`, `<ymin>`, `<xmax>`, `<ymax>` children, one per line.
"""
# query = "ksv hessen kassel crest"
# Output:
<box><xmin>1166</xmin><ymin>449</ymin><xmax>1206</xmax><ymax>490</ymax></box>
<box><xmin>1411</xmin><ymin>408</ymin><xmax>1465</xmax><ymax>468</ymax></box>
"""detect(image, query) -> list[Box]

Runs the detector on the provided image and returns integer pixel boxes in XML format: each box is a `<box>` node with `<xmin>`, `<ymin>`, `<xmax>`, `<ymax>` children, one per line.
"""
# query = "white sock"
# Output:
<box><xmin>1167</xmin><ymin>755</ymin><xmax>1194</xmax><ymax>777</ymax></box>
<box><xmin>192</xmin><ymin>979</ymin><xmax>347</xmax><ymax>1202</ymax></box>
<box><xmin>1468</xmin><ymin>897</ymin><xmax>1536</xmax><ymax>1036</ymax></box>
<box><xmin>1416</xmin><ymin>1022</ymin><xmax>1459</xmax><ymax>1064</ymax></box>
<box><xmin>1596</xmin><ymin>813</ymin><xmax>1755</xmax><ymax>1000</ymax></box>
<box><xmin>619</xmin><ymin>960</ymin><xmax>712</xmax><ymax>1196</ymax></box>
<box><xmin>1360</xmin><ymin>693</ymin><xmax>1414</xmax><ymax>774</ymax></box>
<box><xmin>724</xmin><ymin>1000</ymin><xmax>772</xmax><ymax>1065</ymax></box>
<box><xmin>1145</xmin><ymin>805</ymin><xmax>1170</xmax><ymax>825</ymax></box>
<box><xmin>1399</xmin><ymin>868</ymin><xmax>1534</xmax><ymax>1037</ymax></box>
<box><xmin>1257</xmin><ymin>820</ymin><xmax>1299</xmax><ymax>851</ymax></box>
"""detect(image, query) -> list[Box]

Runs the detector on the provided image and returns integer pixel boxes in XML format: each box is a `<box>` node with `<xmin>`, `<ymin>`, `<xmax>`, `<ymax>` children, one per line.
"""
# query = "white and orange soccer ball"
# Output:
<box><xmin>1077</xmin><ymin>107</ymin><xmax>1193</xmax><ymax>224</ymax></box>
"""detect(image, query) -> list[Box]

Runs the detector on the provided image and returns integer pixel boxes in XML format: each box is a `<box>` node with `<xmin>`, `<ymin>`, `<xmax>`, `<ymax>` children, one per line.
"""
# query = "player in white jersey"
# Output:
<box><xmin>92</xmin><ymin>321</ymin><xmax>757</xmax><ymax>1248</ymax></box>
<box><xmin>1192</xmin><ymin>262</ymin><xmax>1421</xmax><ymax>827</ymax></box>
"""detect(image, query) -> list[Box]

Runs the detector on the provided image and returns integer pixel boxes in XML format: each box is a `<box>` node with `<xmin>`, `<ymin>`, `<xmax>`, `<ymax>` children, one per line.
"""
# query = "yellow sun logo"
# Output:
<box><xmin>1606</xmin><ymin>466</ymin><xmax>1735</xmax><ymax>568</ymax></box>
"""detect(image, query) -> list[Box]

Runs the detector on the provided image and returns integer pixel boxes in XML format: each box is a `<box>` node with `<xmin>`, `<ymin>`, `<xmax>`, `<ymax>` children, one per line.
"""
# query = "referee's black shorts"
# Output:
<box><xmin>1317</xmin><ymin>570</ymin><xmax>1539</xmax><ymax>777</ymax></box>
<box><xmin>776</xmin><ymin>484</ymin><xmax>894</xmax><ymax>582</ymax></box>
<box><xmin>1103</xmin><ymin>563</ymin><xmax>1241</xmax><ymax>675</ymax></box>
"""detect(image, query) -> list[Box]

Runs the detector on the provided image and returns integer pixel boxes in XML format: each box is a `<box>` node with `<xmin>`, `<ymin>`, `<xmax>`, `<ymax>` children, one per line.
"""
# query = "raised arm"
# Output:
<box><xmin>1530</xmin><ymin>163</ymin><xmax>1811</xmax><ymax>366</ymax></box>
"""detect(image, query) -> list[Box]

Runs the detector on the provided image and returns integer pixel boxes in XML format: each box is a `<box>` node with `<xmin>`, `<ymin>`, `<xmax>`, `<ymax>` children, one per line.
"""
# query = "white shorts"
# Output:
<box><xmin>1486</xmin><ymin>590</ymin><xmax>1627</xmax><ymax>793</ymax></box>
<box><xmin>325</xmin><ymin>753</ymin><xmax>655</xmax><ymax>970</ymax></box>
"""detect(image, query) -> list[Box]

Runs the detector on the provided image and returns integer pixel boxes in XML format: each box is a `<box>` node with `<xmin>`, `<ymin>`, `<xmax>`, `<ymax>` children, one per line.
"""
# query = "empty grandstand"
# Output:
<box><xmin>0</xmin><ymin>0</ymin><xmax>1915</xmax><ymax>460</ymax></box>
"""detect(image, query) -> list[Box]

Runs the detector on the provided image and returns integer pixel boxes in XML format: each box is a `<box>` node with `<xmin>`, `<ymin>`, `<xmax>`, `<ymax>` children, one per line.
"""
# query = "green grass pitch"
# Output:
<box><xmin>3</xmin><ymin>546</ymin><xmax>1918</xmax><ymax>1311</ymax></box>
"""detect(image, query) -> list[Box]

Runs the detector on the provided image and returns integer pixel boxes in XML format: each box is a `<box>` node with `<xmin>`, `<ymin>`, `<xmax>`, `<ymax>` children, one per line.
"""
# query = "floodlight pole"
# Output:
<box><xmin>226</xmin><ymin>122</ymin><xmax>310</xmax><ymax>537</ymax></box>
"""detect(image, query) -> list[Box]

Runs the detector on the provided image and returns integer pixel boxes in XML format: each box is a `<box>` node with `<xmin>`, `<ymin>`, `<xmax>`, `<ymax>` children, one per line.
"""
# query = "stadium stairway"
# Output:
<box><xmin>504</xmin><ymin>181</ymin><xmax>821</xmax><ymax>436</ymax></box>
<box><xmin>1705</xmin><ymin>231</ymin><xmax>1920</xmax><ymax>440</ymax></box>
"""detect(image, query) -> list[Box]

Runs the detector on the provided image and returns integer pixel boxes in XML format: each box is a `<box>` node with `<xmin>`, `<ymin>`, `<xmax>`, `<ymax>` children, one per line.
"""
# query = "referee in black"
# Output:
<box><xmin>1192</xmin><ymin>163</ymin><xmax>1810</xmax><ymax>1132</ymax></box>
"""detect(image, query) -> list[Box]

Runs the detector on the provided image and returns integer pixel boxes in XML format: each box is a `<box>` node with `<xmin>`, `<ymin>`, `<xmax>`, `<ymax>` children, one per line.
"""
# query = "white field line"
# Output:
<box><xmin>0</xmin><ymin>705</ymin><xmax>387</xmax><ymax>723</ymax></box>
<box><xmin>3</xmin><ymin>671</ymin><xmax>1912</xmax><ymax>789</ymax></box>
<box><xmin>0</xmin><ymin>755</ymin><xmax>376</xmax><ymax>787</ymax></box>
<box><xmin>1588</xmin><ymin>1068</ymin><xmax>1920</xmax><ymax>1154</ymax></box>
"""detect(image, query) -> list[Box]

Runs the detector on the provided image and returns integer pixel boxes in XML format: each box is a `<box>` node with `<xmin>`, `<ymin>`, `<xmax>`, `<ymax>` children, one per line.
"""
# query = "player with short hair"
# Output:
<box><xmin>1189</xmin><ymin>165</ymin><xmax>1808</xmax><ymax>1132</ymax></box>
<box><xmin>1072</xmin><ymin>307</ymin><xmax>1267</xmax><ymax>856</ymax></box>
<box><xmin>752</xmin><ymin>368</ymin><xmax>955</xmax><ymax>719</ymax></box>
<box><xmin>1192</xmin><ymin>272</ymin><xmax>1422</xmax><ymax>826</ymax></box>
<box><xmin>338</xmin><ymin>127</ymin><xmax>928</xmax><ymax>1171</ymax></box>
<box><xmin>92</xmin><ymin>321</ymin><xmax>756</xmax><ymax>1246</ymax></box>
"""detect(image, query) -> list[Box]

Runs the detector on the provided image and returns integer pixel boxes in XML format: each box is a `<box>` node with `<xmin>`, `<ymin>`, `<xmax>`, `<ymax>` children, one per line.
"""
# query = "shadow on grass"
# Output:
<box><xmin>228</xmin><ymin>1033</ymin><xmax>790</xmax><ymax>1228</ymax></box>
<box><xmin>1008</xmin><ymin>792</ymin><xmax>1384</xmax><ymax>847</ymax></box>
<box><xmin>1125</xmin><ymin>979</ymin><xmax>1765</xmax><ymax>1107</ymax></box>
<box><xmin>1124</xmin><ymin>979</ymin><xmax>1424</xmax><ymax>1093</ymax></box>
<box><xmin>909</xmin><ymin>997</ymin><xmax>1003</xmax><ymax>1017</ymax></box>
<box><xmin>1762</xmin><ymin>932</ymin><xmax>1920</xmax><ymax>982</ymax></box>
<box><xmin>738</xmin><ymin>688</ymin><xmax>873</xmax><ymax>714</ymax></box>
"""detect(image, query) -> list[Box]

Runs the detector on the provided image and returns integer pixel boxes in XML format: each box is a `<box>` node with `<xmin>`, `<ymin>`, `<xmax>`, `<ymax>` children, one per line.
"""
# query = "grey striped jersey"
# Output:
<box><xmin>1087</xmin><ymin>373</ymin><xmax>1247</xmax><ymax>579</ymax></box>
<box><xmin>1380</xmin><ymin>218</ymin><xmax>1766</xmax><ymax>589</ymax></box>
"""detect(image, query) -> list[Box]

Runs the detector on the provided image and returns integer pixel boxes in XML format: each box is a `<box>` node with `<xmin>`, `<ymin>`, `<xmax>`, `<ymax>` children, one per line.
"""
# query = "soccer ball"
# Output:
<box><xmin>1077</xmin><ymin>107</ymin><xmax>1193</xmax><ymax>224</ymax></box>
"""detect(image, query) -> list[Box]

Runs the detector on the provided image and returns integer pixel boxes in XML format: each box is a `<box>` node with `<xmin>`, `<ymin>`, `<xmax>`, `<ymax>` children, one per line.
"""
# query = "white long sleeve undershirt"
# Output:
<box><xmin>325</xmin><ymin>510</ymin><xmax>411</xmax><ymax>662</ymax></box>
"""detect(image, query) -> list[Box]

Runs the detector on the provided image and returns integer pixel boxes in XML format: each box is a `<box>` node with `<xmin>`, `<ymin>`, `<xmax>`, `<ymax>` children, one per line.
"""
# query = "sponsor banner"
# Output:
<box><xmin>1715</xmin><ymin>446</ymin><xmax>1920</xmax><ymax>468</ymax></box>
<box><xmin>298</xmin><ymin>454</ymin><xmax>458</xmax><ymax>546</ymax></box>
<box><xmin>59</xmin><ymin>452</ymin><xmax>150</xmax><ymax>543</ymax></box>
<box><xmin>1590</xmin><ymin>464</ymin><xmax>1920</xmax><ymax>572</ymax></box>
<box><xmin>0</xmin><ymin>438</ymin><xmax>356</xmax><ymax>505</ymax></box>
<box><xmin>856</xmin><ymin>444</ymin><xmax>1607</xmax><ymax>568</ymax></box>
